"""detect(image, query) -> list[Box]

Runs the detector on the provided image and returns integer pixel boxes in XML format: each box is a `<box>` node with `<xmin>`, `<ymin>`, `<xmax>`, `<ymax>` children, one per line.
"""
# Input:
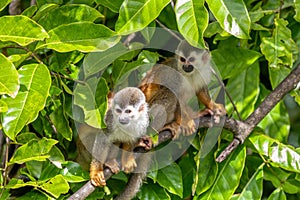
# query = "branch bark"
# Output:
<box><xmin>68</xmin><ymin>64</ymin><xmax>300</xmax><ymax>199</ymax></box>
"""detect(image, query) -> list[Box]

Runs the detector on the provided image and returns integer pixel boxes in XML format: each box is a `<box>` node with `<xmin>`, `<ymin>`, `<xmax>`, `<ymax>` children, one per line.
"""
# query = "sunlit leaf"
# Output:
<box><xmin>9</xmin><ymin>138</ymin><xmax>58</xmax><ymax>165</ymax></box>
<box><xmin>61</xmin><ymin>161</ymin><xmax>89</xmax><ymax>183</ymax></box>
<box><xmin>268</xmin><ymin>66</ymin><xmax>291</xmax><ymax>89</ymax></box>
<box><xmin>0</xmin><ymin>53</ymin><xmax>19</xmax><ymax>98</ymax></box>
<box><xmin>83</xmin><ymin>42</ymin><xmax>128</xmax><ymax>77</ymax></box>
<box><xmin>2</xmin><ymin>64</ymin><xmax>51</xmax><ymax>140</ymax></box>
<box><xmin>73</xmin><ymin>77</ymin><xmax>109</xmax><ymax>128</ymax></box>
<box><xmin>0</xmin><ymin>99</ymin><xmax>8</xmax><ymax>112</ymax></box>
<box><xmin>115</xmin><ymin>0</ymin><xmax>170</xmax><ymax>35</ymax></box>
<box><xmin>249</xmin><ymin>133</ymin><xmax>300</xmax><ymax>173</ymax></box>
<box><xmin>50</xmin><ymin>105</ymin><xmax>73</xmax><ymax>141</ymax></box>
<box><xmin>294</xmin><ymin>0</ymin><xmax>300</xmax><ymax>22</ymax></box>
<box><xmin>175</xmin><ymin>0</ymin><xmax>208</xmax><ymax>48</ymax></box>
<box><xmin>199</xmin><ymin>145</ymin><xmax>246</xmax><ymax>199</ymax></box>
<box><xmin>38</xmin><ymin>4</ymin><xmax>103</xmax><ymax>31</ymax></box>
<box><xmin>206</xmin><ymin>0</ymin><xmax>250</xmax><ymax>39</ymax></box>
<box><xmin>260</xmin><ymin>18</ymin><xmax>298</xmax><ymax>68</ymax></box>
<box><xmin>41</xmin><ymin>174</ymin><xmax>69</xmax><ymax>198</ymax></box>
<box><xmin>157</xmin><ymin>163</ymin><xmax>183</xmax><ymax>197</ymax></box>
<box><xmin>0</xmin><ymin>15</ymin><xmax>48</xmax><ymax>46</ymax></box>
<box><xmin>37</xmin><ymin>22</ymin><xmax>120</xmax><ymax>53</ymax></box>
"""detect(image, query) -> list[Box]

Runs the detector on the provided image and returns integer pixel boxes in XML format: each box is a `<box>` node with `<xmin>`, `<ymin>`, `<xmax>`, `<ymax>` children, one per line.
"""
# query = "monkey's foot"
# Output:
<box><xmin>136</xmin><ymin>136</ymin><xmax>153</xmax><ymax>150</ymax></box>
<box><xmin>161</xmin><ymin>123</ymin><xmax>181</xmax><ymax>139</ymax></box>
<box><xmin>105</xmin><ymin>159</ymin><xmax>120</xmax><ymax>174</ymax></box>
<box><xmin>212</xmin><ymin>103</ymin><xmax>226</xmax><ymax>117</ymax></box>
<box><xmin>122</xmin><ymin>158</ymin><xmax>137</xmax><ymax>173</ymax></box>
<box><xmin>90</xmin><ymin>170</ymin><xmax>106</xmax><ymax>187</ymax></box>
<box><xmin>198</xmin><ymin>108</ymin><xmax>214</xmax><ymax>118</ymax></box>
<box><xmin>180</xmin><ymin>119</ymin><xmax>197</xmax><ymax>136</ymax></box>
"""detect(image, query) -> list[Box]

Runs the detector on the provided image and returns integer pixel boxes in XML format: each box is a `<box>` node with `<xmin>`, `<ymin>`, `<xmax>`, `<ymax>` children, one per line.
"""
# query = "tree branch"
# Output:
<box><xmin>68</xmin><ymin>64</ymin><xmax>300</xmax><ymax>199</ymax></box>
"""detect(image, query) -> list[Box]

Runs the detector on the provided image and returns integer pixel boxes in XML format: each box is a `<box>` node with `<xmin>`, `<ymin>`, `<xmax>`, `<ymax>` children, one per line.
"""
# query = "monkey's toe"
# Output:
<box><xmin>122</xmin><ymin>159</ymin><xmax>137</xmax><ymax>173</ymax></box>
<box><xmin>137</xmin><ymin>136</ymin><xmax>153</xmax><ymax>150</ymax></box>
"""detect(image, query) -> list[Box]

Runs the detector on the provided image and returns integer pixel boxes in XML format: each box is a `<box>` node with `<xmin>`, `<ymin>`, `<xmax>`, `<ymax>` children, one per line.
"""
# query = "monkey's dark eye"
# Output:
<box><xmin>125</xmin><ymin>109</ymin><xmax>132</xmax><ymax>114</ymax></box>
<box><xmin>116</xmin><ymin>108</ymin><xmax>122</xmax><ymax>113</ymax></box>
<box><xmin>180</xmin><ymin>57</ymin><xmax>186</xmax><ymax>62</ymax></box>
<box><xmin>189</xmin><ymin>57</ymin><xmax>195</xmax><ymax>62</ymax></box>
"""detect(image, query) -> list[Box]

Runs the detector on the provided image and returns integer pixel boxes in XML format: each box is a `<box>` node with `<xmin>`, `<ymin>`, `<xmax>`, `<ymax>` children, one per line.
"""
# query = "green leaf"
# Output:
<box><xmin>294</xmin><ymin>0</ymin><xmax>300</xmax><ymax>22</ymax></box>
<box><xmin>9</xmin><ymin>138</ymin><xmax>58</xmax><ymax>165</ymax></box>
<box><xmin>83</xmin><ymin>42</ymin><xmax>128</xmax><ymax>77</ymax></box>
<box><xmin>231</xmin><ymin>164</ymin><xmax>264</xmax><ymax>200</ymax></box>
<box><xmin>199</xmin><ymin>145</ymin><xmax>246</xmax><ymax>200</ymax></box>
<box><xmin>0</xmin><ymin>0</ymin><xmax>11</xmax><ymax>12</ymax></box>
<box><xmin>95</xmin><ymin>0</ymin><xmax>124</xmax><ymax>13</ymax></box>
<box><xmin>175</xmin><ymin>0</ymin><xmax>208</xmax><ymax>48</ymax></box>
<box><xmin>259</xmin><ymin>101</ymin><xmax>290</xmax><ymax>143</ymax></box>
<box><xmin>157</xmin><ymin>163</ymin><xmax>183</xmax><ymax>198</ymax></box>
<box><xmin>260</xmin><ymin>18</ymin><xmax>298</xmax><ymax>68</ymax></box>
<box><xmin>115</xmin><ymin>0</ymin><xmax>171</xmax><ymax>35</ymax></box>
<box><xmin>178</xmin><ymin>154</ymin><xmax>195</xmax><ymax>198</ymax></box>
<box><xmin>0</xmin><ymin>15</ymin><xmax>48</xmax><ymax>46</ymax></box>
<box><xmin>0</xmin><ymin>99</ymin><xmax>8</xmax><ymax>112</ymax></box>
<box><xmin>37</xmin><ymin>22</ymin><xmax>120</xmax><ymax>53</ymax></box>
<box><xmin>73</xmin><ymin>77</ymin><xmax>109</xmax><ymax>128</ymax></box>
<box><xmin>211</xmin><ymin>46</ymin><xmax>261</xmax><ymax>80</ymax></box>
<box><xmin>195</xmin><ymin>145</ymin><xmax>218</xmax><ymax>195</ymax></box>
<box><xmin>268</xmin><ymin>66</ymin><xmax>291</xmax><ymax>89</ymax></box>
<box><xmin>248</xmin><ymin>133</ymin><xmax>300</xmax><ymax>173</ymax></box>
<box><xmin>0</xmin><ymin>53</ymin><xmax>19</xmax><ymax>98</ymax></box>
<box><xmin>38</xmin><ymin>4</ymin><xmax>103</xmax><ymax>31</ymax></box>
<box><xmin>49</xmin><ymin>105</ymin><xmax>73</xmax><ymax>141</ymax></box>
<box><xmin>206</xmin><ymin>0</ymin><xmax>251</xmax><ymax>39</ymax></box>
<box><xmin>61</xmin><ymin>161</ymin><xmax>89</xmax><ymax>183</ymax></box>
<box><xmin>267</xmin><ymin>188</ymin><xmax>286</xmax><ymax>200</ymax></box>
<box><xmin>138</xmin><ymin>182</ymin><xmax>170</xmax><ymax>200</ymax></box>
<box><xmin>41</xmin><ymin>174</ymin><xmax>69</xmax><ymax>198</ymax></box>
<box><xmin>225</xmin><ymin>62</ymin><xmax>260</xmax><ymax>119</ymax></box>
<box><xmin>48</xmin><ymin>146</ymin><xmax>65</xmax><ymax>169</ymax></box>
<box><xmin>2</xmin><ymin>64</ymin><xmax>51</xmax><ymax>140</ymax></box>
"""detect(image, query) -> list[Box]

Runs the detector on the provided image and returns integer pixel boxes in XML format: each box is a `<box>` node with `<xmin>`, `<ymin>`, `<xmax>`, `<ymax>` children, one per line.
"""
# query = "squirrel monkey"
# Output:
<box><xmin>139</xmin><ymin>40</ymin><xmax>226</xmax><ymax>138</ymax></box>
<box><xmin>116</xmin><ymin>41</ymin><xmax>226</xmax><ymax>200</ymax></box>
<box><xmin>88</xmin><ymin>87</ymin><xmax>149</xmax><ymax>187</ymax></box>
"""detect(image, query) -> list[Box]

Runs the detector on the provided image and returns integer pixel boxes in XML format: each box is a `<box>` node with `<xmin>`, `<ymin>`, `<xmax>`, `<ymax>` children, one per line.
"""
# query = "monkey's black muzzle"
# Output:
<box><xmin>182</xmin><ymin>65</ymin><xmax>194</xmax><ymax>73</ymax></box>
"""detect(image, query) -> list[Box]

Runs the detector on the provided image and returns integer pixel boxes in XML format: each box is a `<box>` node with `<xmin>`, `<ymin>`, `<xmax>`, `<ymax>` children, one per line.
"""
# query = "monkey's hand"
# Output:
<box><xmin>121</xmin><ymin>151</ymin><xmax>137</xmax><ymax>174</ymax></box>
<box><xmin>136</xmin><ymin>136</ymin><xmax>153</xmax><ymax>150</ymax></box>
<box><xmin>90</xmin><ymin>161</ymin><xmax>106</xmax><ymax>187</ymax></box>
<box><xmin>199</xmin><ymin>103</ymin><xmax>226</xmax><ymax>123</ymax></box>
<box><xmin>105</xmin><ymin>159</ymin><xmax>120</xmax><ymax>174</ymax></box>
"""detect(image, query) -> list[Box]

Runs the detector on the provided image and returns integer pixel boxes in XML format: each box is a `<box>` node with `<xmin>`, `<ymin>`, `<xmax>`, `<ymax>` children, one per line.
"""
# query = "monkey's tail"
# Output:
<box><xmin>114</xmin><ymin>155</ymin><xmax>151</xmax><ymax>200</ymax></box>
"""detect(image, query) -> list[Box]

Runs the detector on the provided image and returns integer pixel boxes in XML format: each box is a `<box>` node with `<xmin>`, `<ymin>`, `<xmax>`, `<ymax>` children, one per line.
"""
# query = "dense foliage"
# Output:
<box><xmin>0</xmin><ymin>0</ymin><xmax>300</xmax><ymax>199</ymax></box>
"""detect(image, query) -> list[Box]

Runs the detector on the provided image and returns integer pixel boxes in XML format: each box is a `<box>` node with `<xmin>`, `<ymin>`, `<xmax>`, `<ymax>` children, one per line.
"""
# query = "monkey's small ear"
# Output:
<box><xmin>138</xmin><ymin>103</ymin><xmax>147</xmax><ymax>112</ymax></box>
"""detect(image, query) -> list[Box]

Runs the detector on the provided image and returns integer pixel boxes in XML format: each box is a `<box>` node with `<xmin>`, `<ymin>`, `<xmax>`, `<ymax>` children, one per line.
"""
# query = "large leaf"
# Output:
<box><xmin>115</xmin><ymin>0</ymin><xmax>171</xmax><ymax>35</ymax></box>
<box><xmin>260</xmin><ymin>18</ymin><xmax>298</xmax><ymax>68</ymax></box>
<box><xmin>206</xmin><ymin>0</ymin><xmax>251</xmax><ymax>39</ymax></box>
<box><xmin>0</xmin><ymin>0</ymin><xmax>11</xmax><ymax>12</ymax></box>
<box><xmin>268</xmin><ymin>66</ymin><xmax>291</xmax><ymax>89</ymax></box>
<box><xmin>41</xmin><ymin>174</ymin><xmax>69</xmax><ymax>198</ymax></box>
<box><xmin>73</xmin><ymin>77</ymin><xmax>109</xmax><ymax>128</ymax></box>
<box><xmin>0</xmin><ymin>53</ymin><xmax>19</xmax><ymax>98</ymax></box>
<box><xmin>175</xmin><ymin>0</ymin><xmax>208</xmax><ymax>48</ymax></box>
<box><xmin>8</xmin><ymin>138</ymin><xmax>58</xmax><ymax>165</ymax></box>
<box><xmin>2</xmin><ymin>64</ymin><xmax>51</xmax><ymax>140</ymax></box>
<box><xmin>38</xmin><ymin>4</ymin><xmax>103</xmax><ymax>31</ymax></box>
<box><xmin>157</xmin><ymin>163</ymin><xmax>183</xmax><ymax>198</ymax></box>
<box><xmin>199</xmin><ymin>145</ymin><xmax>246</xmax><ymax>200</ymax></box>
<box><xmin>138</xmin><ymin>182</ymin><xmax>170</xmax><ymax>200</ymax></box>
<box><xmin>231</xmin><ymin>164</ymin><xmax>264</xmax><ymax>200</ymax></box>
<box><xmin>248</xmin><ymin>133</ymin><xmax>300</xmax><ymax>173</ymax></box>
<box><xmin>83</xmin><ymin>42</ymin><xmax>128</xmax><ymax>78</ymax></box>
<box><xmin>267</xmin><ymin>188</ymin><xmax>286</xmax><ymax>200</ymax></box>
<box><xmin>0</xmin><ymin>15</ymin><xmax>48</xmax><ymax>46</ymax></box>
<box><xmin>225</xmin><ymin>62</ymin><xmax>260</xmax><ymax>119</ymax></box>
<box><xmin>211</xmin><ymin>46</ymin><xmax>261</xmax><ymax>80</ymax></box>
<box><xmin>36</xmin><ymin>22</ymin><xmax>120</xmax><ymax>53</ymax></box>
